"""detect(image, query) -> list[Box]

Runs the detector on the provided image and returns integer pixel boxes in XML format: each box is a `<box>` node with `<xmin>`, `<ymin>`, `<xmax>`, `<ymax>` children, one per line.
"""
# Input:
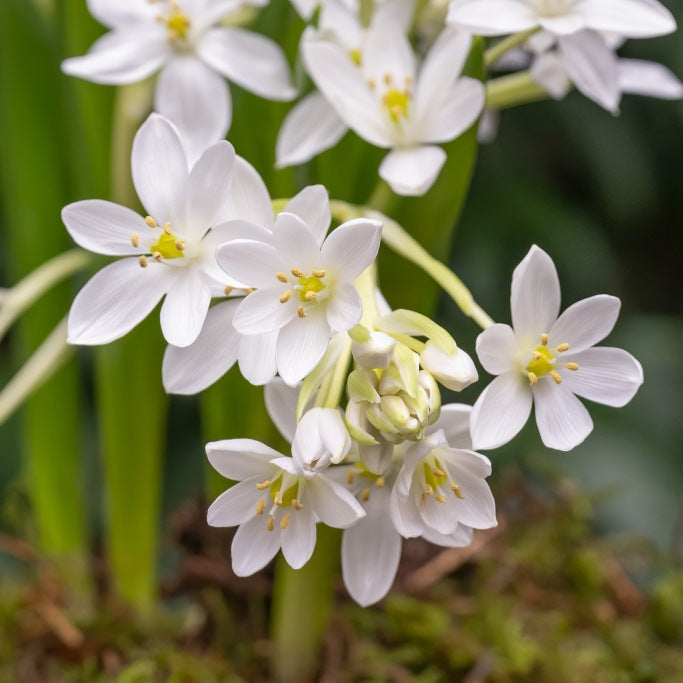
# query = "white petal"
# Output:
<box><xmin>85</xmin><ymin>0</ymin><xmax>157</xmax><ymax>27</ymax></box>
<box><xmin>510</xmin><ymin>245</ymin><xmax>561</xmax><ymax>342</ymax></box>
<box><xmin>342</xmin><ymin>488</ymin><xmax>402</xmax><ymax>606</ymax></box>
<box><xmin>475</xmin><ymin>324</ymin><xmax>519</xmax><ymax>375</ymax></box>
<box><xmin>420</xmin><ymin>341</ymin><xmax>478</xmax><ymax>391</ymax></box>
<box><xmin>238</xmin><ymin>332</ymin><xmax>279</xmax><ymax>385</ymax></box>
<box><xmin>362</xmin><ymin>19</ymin><xmax>416</xmax><ymax>91</ymax></box>
<box><xmin>223</xmin><ymin>156</ymin><xmax>274</xmax><ymax>227</ymax></box>
<box><xmin>131</xmin><ymin>114</ymin><xmax>189</xmax><ymax>227</ymax></box>
<box><xmin>470</xmin><ymin>372</ymin><xmax>533</xmax><ymax>450</ymax></box>
<box><xmin>558</xmin><ymin>32</ymin><xmax>620</xmax><ymax>113</ymax></box>
<box><xmin>538</xmin><ymin>13</ymin><xmax>586</xmax><ymax>34</ymax></box>
<box><xmin>61</xmin><ymin>28</ymin><xmax>168</xmax><ymax>85</ymax></box>
<box><xmin>159</xmin><ymin>268</ymin><xmax>212</xmax><ymax>347</ymax></box>
<box><xmin>618</xmin><ymin>59</ymin><xmax>683</xmax><ymax>99</ymax></box>
<box><xmin>530</xmin><ymin>52</ymin><xmax>572</xmax><ymax>100</ymax></box>
<box><xmin>156</xmin><ymin>56</ymin><xmax>232</xmax><ymax>168</ymax></box>
<box><xmin>62</xmin><ymin>200</ymin><xmax>148</xmax><ymax>255</ymax></box>
<box><xmin>264</xmin><ymin>377</ymin><xmax>299</xmax><ymax>443</ymax></box>
<box><xmin>580</xmin><ymin>0</ymin><xmax>676</xmax><ymax>38</ymax></box>
<box><xmin>532</xmin><ymin>381</ymin><xmax>594</xmax><ymax>451</ymax></box>
<box><xmin>292</xmin><ymin>408</ymin><xmax>351</xmax><ymax>467</ymax></box>
<box><xmin>207</xmin><ymin>475</ymin><xmax>265</xmax><ymax>526</ymax></box>
<box><xmin>389</xmin><ymin>483</ymin><xmax>424</xmax><ymax>537</ymax></box>
<box><xmin>67</xmin><ymin>258</ymin><xmax>170</xmax><ymax>345</ymax></box>
<box><xmin>198</xmin><ymin>27</ymin><xmax>296</xmax><ymax>100</ymax></box>
<box><xmin>232</xmin><ymin>287</ymin><xmax>297</xmax><ymax>334</ymax></box>
<box><xmin>276</xmin><ymin>312</ymin><xmax>331</xmax><ymax>385</ymax></box>
<box><xmin>429</xmin><ymin>404</ymin><xmax>473</xmax><ymax>450</ymax></box>
<box><xmin>548</xmin><ymin>294</ymin><xmax>620</xmax><ymax>353</ymax></box>
<box><xmin>276</xmin><ymin>92</ymin><xmax>348</xmax><ymax>168</ymax></box>
<box><xmin>271</xmin><ymin>212</ymin><xmax>321</xmax><ymax>272</ymax></box>
<box><xmin>422</xmin><ymin>523</ymin><xmax>474</xmax><ymax>548</ymax></box>
<box><xmin>561</xmin><ymin>347</ymin><xmax>643</xmax><ymax>407</ymax></box>
<box><xmin>231</xmin><ymin>514</ymin><xmax>281</xmax><ymax>576</ymax></box>
<box><xmin>280</xmin><ymin>509</ymin><xmax>317</xmax><ymax>569</ymax></box>
<box><xmin>216</xmin><ymin>240</ymin><xmax>288</xmax><ymax>289</ymax></box>
<box><xmin>447</xmin><ymin>0</ymin><xmax>537</xmax><ymax>35</ymax></box>
<box><xmin>442</xmin><ymin>457</ymin><xmax>497</xmax><ymax>529</ymax></box>
<box><xmin>320</xmin><ymin>218</ymin><xmax>382</xmax><ymax>281</ymax></box>
<box><xmin>379</xmin><ymin>146</ymin><xmax>446</xmax><ymax>196</ymax></box>
<box><xmin>301</xmin><ymin>35</ymin><xmax>393</xmax><ymax>148</ymax></box>
<box><xmin>206</xmin><ymin>438</ymin><xmax>282</xmax><ymax>480</ymax></box>
<box><xmin>283</xmin><ymin>185</ymin><xmax>331</xmax><ymax>246</ymax></box>
<box><xmin>162</xmin><ymin>299</ymin><xmax>241</xmax><ymax>395</ymax></box>
<box><xmin>325</xmin><ymin>283</ymin><xmax>362</xmax><ymax>333</ymax></box>
<box><xmin>306</xmin><ymin>476</ymin><xmax>366</xmax><ymax>528</ymax></box>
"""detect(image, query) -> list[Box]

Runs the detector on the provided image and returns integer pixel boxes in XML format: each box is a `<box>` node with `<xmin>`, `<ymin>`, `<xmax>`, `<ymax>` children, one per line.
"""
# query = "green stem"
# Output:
<box><xmin>484</xmin><ymin>28</ymin><xmax>540</xmax><ymax>69</ymax></box>
<box><xmin>486</xmin><ymin>71</ymin><xmax>550</xmax><ymax>111</ymax></box>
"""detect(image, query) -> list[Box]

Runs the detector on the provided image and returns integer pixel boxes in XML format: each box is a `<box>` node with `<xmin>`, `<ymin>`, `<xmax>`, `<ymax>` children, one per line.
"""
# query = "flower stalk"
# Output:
<box><xmin>486</xmin><ymin>71</ymin><xmax>551</xmax><ymax>111</ymax></box>
<box><xmin>484</xmin><ymin>28</ymin><xmax>540</xmax><ymax>68</ymax></box>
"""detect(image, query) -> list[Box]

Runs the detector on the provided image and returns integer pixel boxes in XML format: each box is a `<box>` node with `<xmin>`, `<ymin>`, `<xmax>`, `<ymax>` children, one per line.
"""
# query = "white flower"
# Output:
<box><xmin>299</xmin><ymin>24</ymin><xmax>485</xmax><ymax>195</ymax></box>
<box><xmin>215</xmin><ymin>191</ymin><xmax>382</xmax><ymax>385</ymax></box>
<box><xmin>277</xmin><ymin>0</ymin><xmax>414</xmax><ymax>168</ymax></box>
<box><xmin>64</xmin><ymin>113</ymin><xmax>248</xmax><ymax>348</ymax></box>
<box><xmin>62</xmin><ymin>0</ymin><xmax>295</xmax><ymax>163</ymax></box>
<box><xmin>470</xmin><ymin>245</ymin><xmax>644</xmax><ymax>452</ymax></box>
<box><xmin>162</xmin><ymin>185</ymin><xmax>336</xmax><ymax>393</ymax></box>
<box><xmin>447</xmin><ymin>0</ymin><xmax>676</xmax><ymax>40</ymax></box>
<box><xmin>420</xmin><ymin>339</ymin><xmax>478</xmax><ymax>391</ymax></box>
<box><xmin>341</xmin><ymin>404</ymin><xmax>491</xmax><ymax>606</ymax></box>
<box><xmin>207</xmin><ymin>407</ymin><xmax>365</xmax><ymax>575</ymax></box>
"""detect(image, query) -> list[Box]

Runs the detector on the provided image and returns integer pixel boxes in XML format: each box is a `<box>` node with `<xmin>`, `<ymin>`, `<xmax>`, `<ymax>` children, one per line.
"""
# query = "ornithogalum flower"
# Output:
<box><xmin>300</xmin><ymin>24</ymin><xmax>485</xmax><ymax>195</ymax></box>
<box><xmin>207</xmin><ymin>408</ymin><xmax>365</xmax><ymax>575</ymax></box>
<box><xmin>470</xmin><ymin>245</ymin><xmax>644</xmax><ymax>452</ymax></box>
<box><xmin>215</xmin><ymin>191</ymin><xmax>382</xmax><ymax>385</ymax></box>
<box><xmin>62</xmin><ymin>0</ymin><xmax>295</xmax><ymax>162</ymax></box>
<box><xmin>64</xmin><ymin>114</ymin><xmax>246</xmax><ymax>348</ymax></box>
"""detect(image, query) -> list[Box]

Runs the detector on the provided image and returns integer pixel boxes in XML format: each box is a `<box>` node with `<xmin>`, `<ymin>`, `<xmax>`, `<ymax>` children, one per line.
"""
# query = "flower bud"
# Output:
<box><xmin>352</xmin><ymin>331</ymin><xmax>396</xmax><ymax>370</ymax></box>
<box><xmin>420</xmin><ymin>340</ymin><xmax>478</xmax><ymax>391</ymax></box>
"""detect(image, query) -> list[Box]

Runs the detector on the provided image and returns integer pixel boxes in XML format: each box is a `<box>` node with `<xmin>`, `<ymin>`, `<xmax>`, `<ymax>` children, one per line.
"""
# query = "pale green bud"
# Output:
<box><xmin>351</xmin><ymin>331</ymin><xmax>395</xmax><ymax>370</ymax></box>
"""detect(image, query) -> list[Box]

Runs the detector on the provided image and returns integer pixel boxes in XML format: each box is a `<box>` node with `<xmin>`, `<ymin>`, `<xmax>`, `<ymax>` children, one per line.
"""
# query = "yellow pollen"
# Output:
<box><xmin>565</xmin><ymin>362</ymin><xmax>579</xmax><ymax>371</ymax></box>
<box><xmin>224</xmin><ymin>286</ymin><xmax>234</xmax><ymax>296</ymax></box>
<box><xmin>311</xmin><ymin>269</ymin><xmax>326</xmax><ymax>278</ymax></box>
<box><xmin>292</xmin><ymin>499</ymin><xmax>303</xmax><ymax>510</ymax></box>
<box><xmin>526</xmin><ymin>343</ymin><xmax>555</xmax><ymax>378</ymax></box>
<box><xmin>375</xmin><ymin>477</ymin><xmax>385</xmax><ymax>489</ymax></box>
<box><xmin>244</xmin><ymin>288</ymin><xmax>256</xmax><ymax>294</ymax></box>
<box><xmin>163</xmin><ymin>222</ymin><xmax>172</xmax><ymax>235</ymax></box>
<box><xmin>367</xmin><ymin>77</ymin><xmax>376</xmax><ymax>90</ymax></box>
<box><xmin>304</xmin><ymin>290</ymin><xmax>317</xmax><ymax>301</ymax></box>
<box><xmin>165</xmin><ymin>8</ymin><xmax>191</xmax><ymax>41</ymax></box>
<box><xmin>175</xmin><ymin>240</ymin><xmax>185</xmax><ymax>251</ymax></box>
<box><xmin>139</xmin><ymin>255</ymin><xmax>148</xmax><ymax>268</ymax></box>
<box><xmin>297</xmin><ymin>306</ymin><xmax>306</xmax><ymax>318</ymax></box>
<box><xmin>266</xmin><ymin>517</ymin><xmax>275</xmax><ymax>532</ymax></box>
<box><xmin>256</xmin><ymin>499</ymin><xmax>265</xmax><ymax>515</ymax></box>
<box><xmin>256</xmin><ymin>480</ymin><xmax>271</xmax><ymax>490</ymax></box>
<box><xmin>145</xmin><ymin>216</ymin><xmax>157</xmax><ymax>228</ymax></box>
<box><xmin>276</xmin><ymin>272</ymin><xmax>288</xmax><ymax>283</ymax></box>
<box><xmin>131</xmin><ymin>233</ymin><xmax>139</xmax><ymax>247</ymax></box>
<box><xmin>436</xmin><ymin>494</ymin><xmax>446</xmax><ymax>504</ymax></box>
<box><xmin>349</xmin><ymin>48</ymin><xmax>362</xmax><ymax>66</ymax></box>
<box><xmin>451</xmin><ymin>483</ymin><xmax>463</xmax><ymax>499</ymax></box>
<box><xmin>541</xmin><ymin>333</ymin><xmax>549</xmax><ymax>345</ymax></box>
<box><xmin>150</xmin><ymin>233</ymin><xmax>184</xmax><ymax>260</ymax></box>
<box><xmin>557</xmin><ymin>343</ymin><xmax>570</xmax><ymax>352</ymax></box>
<box><xmin>528</xmin><ymin>371</ymin><xmax>538</xmax><ymax>385</ymax></box>
<box><xmin>291</xmin><ymin>268</ymin><xmax>305</xmax><ymax>278</ymax></box>
<box><xmin>153</xmin><ymin>251</ymin><xmax>162</xmax><ymax>261</ymax></box>
<box><xmin>346</xmin><ymin>470</ymin><xmax>355</xmax><ymax>484</ymax></box>
<box><xmin>280</xmin><ymin>290</ymin><xmax>292</xmax><ymax>303</ymax></box>
<box><xmin>432</xmin><ymin>467</ymin><xmax>445</xmax><ymax>478</ymax></box>
<box><xmin>550</xmin><ymin>370</ymin><xmax>563</xmax><ymax>384</ymax></box>
<box><xmin>383</xmin><ymin>72</ymin><xmax>392</xmax><ymax>85</ymax></box>
<box><xmin>297</xmin><ymin>274</ymin><xmax>326</xmax><ymax>302</ymax></box>
<box><xmin>424</xmin><ymin>485</ymin><xmax>434</xmax><ymax>496</ymax></box>
<box><xmin>361</xmin><ymin>487</ymin><xmax>371</xmax><ymax>502</ymax></box>
<box><xmin>274</xmin><ymin>492</ymin><xmax>283</xmax><ymax>506</ymax></box>
<box><xmin>382</xmin><ymin>89</ymin><xmax>410</xmax><ymax>122</ymax></box>
<box><xmin>280</xmin><ymin>515</ymin><xmax>291</xmax><ymax>529</ymax></box>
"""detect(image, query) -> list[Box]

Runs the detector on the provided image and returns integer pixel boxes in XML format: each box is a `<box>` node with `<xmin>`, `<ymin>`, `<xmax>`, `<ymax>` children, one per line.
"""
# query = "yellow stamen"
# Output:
<box><xmin>280</xmin><ymin>290</ymin><xmax>292</xmax><ymax>303</ymax></box>
<box><xmin>224</xmin><ymin>286</ymin><xmax>234</xmax><ymax>296</ymax></box>
<box><xmin>291</xmin><ymin>268</ymin><xmax>305</xmax><ymax>278</ymax></box>
<box><xmin>131</xmin><ymin>233</ymin><xmax>139</xmax><ymax>248</ymax></box>
<box><xmin>550</xmin><ymin>370</ymin><xmax>563</xmax><ymax>384</ymax></box>
<box><xmin>565</xmin><ymin>362</ymin><xmax>579</xmax><ymax>371</ymax></box>
<box><xmin>311</xmin><ymin>269</ymin><xmax>326</xmax><ymax>278</ymax></box>
<box><xmin>528</xmin><ymin>371</ymin><xmax>538</xmax><ymax>385</ymax></box>
<box><xmin>436</xmin><ymin>494</ymin><xmax>446</xmax><ymax>504</ymax></box>
<box><xmin>541</xmin><ymin>333</ymin><xmax>549</xmax><ymax>345</ymax></box>
<box><xmin>367</xmin><ymin>77</ymin><xmax>376</xmax><ymax>90</ymax></box>
<box><xmin>424</xmin><ymin>485</ymin><xmax>434</xmax><ymax>496</ymax></box>
<box><xmin>297</xmin><ymin>306</ymin><xmax>306</xmax><ymax>318</ymax></box>
<box><xmin>153</xmin><ymin>251</ymin><xmax>162</xmax><ymax>261</ymax></box>
<box><xmin>432</xmin><ymin>467</ymin><xmax>445</xmax><ymax>478</ymax></box>
<box><xmin>280</xmin><ymin>515</ymin><xmax>291</xmax><ymax>529</ymax></box>
<box><xmin>256</xmin><ymin>500</ymin><xmax>265</xmax><ymax>515</ymax></box>
<box><xmin>383</xmin><ymin>72</ymin><xmax>392</xmax><ymax>85</ymax></box>
<box><xmin>163</xmin><ymin>222</ymin><xmax>172</xmax><ymax>235</ymax></box>
<box><xmin>276</xmin><ymin>272</ymin><xmax>288</xmax><ymax>283</ymax></box>
<box><xmin>361</xmin><ymin>487</ymin><xmax>371</xmax><ymax>502</ymax></box>
<box><xmin>266</xmin><ymin>517</ymin><xmax>275</xmax><ymax>532</ymax></box>
<box><xmin>557</xmin><ymin>343</ymin><xmax>570</xmax><ymax>352</ymax></box>
<box><xmin>175</xmin><ymin>240</ymin><xmax>185</xmax><ymax>251</ymax></box>
<box><xmin>375</xmin><ymin>477</ymin><xmax>385</xmax><ymax>489</ymax></box>
<box><xmin>346</xmin><ymin>470</ymin><xmax>355</xmax><ymax>485</ymax></box>
<box><xmin>145</xmin><ymin>216</ymin><xmax>157</xmax><ymax>228</ymax></box>
<box><xmin>451</xmin><ymin>483</ymin><xmax>463</xmax><ymax>499</ymax></box>
<box><xmin>256</xmin><ymin>480</ymin><xmax>271</xmax><ymax>490</ymax></box>
<box><xmin>349</xmin><ymin>48</ymin><xmax>362</xmax><ymax>66</ymax></box>
<box><xmin>139</xmin><ymin>255</ymin><xmax>148</xmax><ymax>268</ymax></box>
<box><xmin>292</xmin><ymin>499</ymin><xmax>303</xmax><ymax>510</ymax></box>
<box><xmin>304</xmin><ymin>290</ymin><xmax>316</xmax><ymax>301</ymax></box>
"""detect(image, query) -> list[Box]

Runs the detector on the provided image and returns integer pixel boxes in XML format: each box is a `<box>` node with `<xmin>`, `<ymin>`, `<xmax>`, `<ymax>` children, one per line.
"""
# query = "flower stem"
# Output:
<box><xmin>484</xmin><ymin>28</ymin><xmax>540</xmax><ymax>69</ymax></box>
<box><xmin>486</xmin><ymin>71</ymin><xmax>550</xmax><ymax>111</ymax></box>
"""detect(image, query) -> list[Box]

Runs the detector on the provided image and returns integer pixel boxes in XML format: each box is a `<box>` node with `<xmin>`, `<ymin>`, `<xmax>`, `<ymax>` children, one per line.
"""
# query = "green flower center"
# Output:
<box><xmin>297</xmin><ymin>275</ymin><xmax>326</xmax><ymax>302</ymax></box>
<box><xmin>382</xmin><ymin>88</ymin><xmax>410</xmax><ymax>123</ymax></box>
<box><xmin>149</xmin><ymin>232</ymin><xmax>185</xmax><ymax>260</ymax></box>
<box><xmin>524</xmin><ymin>334</ymin><xmax>577</xmax><ymax>386</ymax></box>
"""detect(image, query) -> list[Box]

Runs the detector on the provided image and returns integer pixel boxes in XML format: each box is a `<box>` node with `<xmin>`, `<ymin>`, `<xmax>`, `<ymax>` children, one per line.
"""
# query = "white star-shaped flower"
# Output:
<box><xmin>470</xmin><ymin>245</ymin><xmax>644</xmax><ymax>452</ymax></box>
<box><xmin>62</xmin><ymin>0</ymin><xmax>295</xmax><ymax>162</ymax></box>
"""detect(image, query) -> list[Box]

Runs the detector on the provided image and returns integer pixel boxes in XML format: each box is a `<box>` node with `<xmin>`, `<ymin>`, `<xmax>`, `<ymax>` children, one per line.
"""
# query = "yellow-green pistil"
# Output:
<box><xmin>525</xmin><ymin>333</ymin><xmax>578</xmax><ymax>386</ymax></box>
<box><xmin>135</xmin><ymin>216</ymin><xmax>185</xmax><ymax>268</ymax></box>
<box><xmin>420</xmin><ymin>456</ymin><xmax>463</xmax><ymax>510</ymax></box>
<box><xmin>276</xmin><ymin>268</ymin><xmax>328</xmax><ymax>318</ymax></box>
<box><xmin>254</xmin><ymin>475</ymin><xmax>303</xmax><ymax>531</ymax></box>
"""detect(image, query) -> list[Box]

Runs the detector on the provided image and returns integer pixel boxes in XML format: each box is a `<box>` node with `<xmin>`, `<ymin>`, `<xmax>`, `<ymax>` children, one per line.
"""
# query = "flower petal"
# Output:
<box><xmin>326</xmin><ymin>282</ymin><xmax>362</xmax><ymax>332</ymax></box>
<box><xmin>470</xmin><ymin>372</ymin><xmax>532</xmax><ymax>450</ymax></box>
<box><xmin>618</xmin><ymin>59</ymin><xmax>683</xmax><ymax>100</ymax></box>
<box><xmin>156</xmin><ymin>56</ymin><xmax>232</xmax><ymax>168</ymax></box>
<box><xmin>342</xmin><ymin>487</ymin><xmax>402</xmax><ymax>606</ymax></box>
<box><xmin>510</xmin><ymin>244</ymin><xmax>561</xmax><ymax>342</ymax></box>
<box><xmin>198</xmin><ymin>27</ymin><xmax>296</xmax><ymax>100</ymax></box>
<box><xmin>85</xmin><ymin>0</ymin><xmax>157</xmax><ymax>27</ymax></box>
<box><xmin>447</xmin><ymin>0</ymin><xmax>537</xmax><ymax>35</ymax></box>
<box><xmin>271</xmin><ymin>212</ymin><xmax>322</xmax><ymax>272</ymax></box>
<box><xmin>306</xmin><ymin>476</ymin><xmax>366</xmax><ymax>528</ymax></box>
<box><xmin>207</xmin><ymin>475</ymin><xmax>265</xmax><ymax>527</ymax></box>
<box><xmin>561</xmin><ymin>347</ymin><xmax>643</xmax><ymax>407</ymax></box>
<box><xmin>232</xmin><ymin>287</ymin><xmax>297</xmax><ymax>335</ymax></box>
<box><xmin>283</xmin><ymin>185</ymin><xmax>331</xmax><ymax>246</ymax></box>
<box><xmin>320</xmin><ymin>218</ymin><xmax>382</xmax><ymax>281</ymax></box>
<box><xmin>475</xmin><ymin>323</ymin><xmax>519</xmax><ymax>375</ymax></box>
<box><xmin>276</xmin><ymin>92</ymin><xmax>348</xmax><ymax>169</ymax></box>
<box><xmin>159</xmin><ymin>267</ymin><xmax>212</xmax><ymax>347</ymax></box>
<box><xmin>62</xmin><ymin>200</ymin><xmax>148</xmax><ymax>255</ymax></box>
<box><xmin>390</xmin><ymin>484</ymin><xmax>424</xmax><ymax>537</ymax></box>
<box><xmin>216</xmin><ymin>240</ymin><xmax>288</xmax><ymax>290</ymax></box>
<box><xmin>422</xmin><ymin>523</ymin><xmax>473</xmax><ymax>548</ymax></box>
<box><xmin>548</xmin><ymin>294</ymin><xmax>620</xmax><ymax>353</ymax></box>
<box><xmin>162</xmin><ymin>299</ymin><xmax>241</xmax><ymax>394</ymax></box>
<box><xmin>231</xmin><ymin>514</ymin><xmax>281</xmax><ymax>576</ymax></box>
<box><xmin>276</xmin><ymin>311</ymin><xmax>331</xmax><ymax>385</ymax></box>
<box><xmin>580</xmin><ymin>0</ymin><xmax>676</xmax><ymax>38</ymax></box>
<box><xmin>131</xmin><ymin>114</ymin><xmax>189</xmax><ymax>227</ymax></box>
<box><xmin>429</xmin><ymin>403</ymin><xmax>473</xmax><ymax>449</ymax></box>
<box><xmin>379</xmin><ymin>146</ymin><xmax>447</xmax><ymax>196</ymax></box>
<box><xmin>280</xmin><ymin>508</ymin><xmax>317</xmax><ymax>569</ymax></box>
<box><xmin>264</xmin><ymin>377</ymin><xmax>299</xmax><ymax>443</ymax></box>
<box><xmin>238</xmin><ymin>331</ymin><xmax>279</xmax><ymax>386</ymax></box>
<box><xmin>206</xmin><ymin>438</ymin><xmax>282</xmax><ymax>480</ymax></box>
<box><xmin>532</xmin><ymin>381</ymin><xmax>594</xmax><ymax>451</ymax></box>
<box><xmin>223</xmin><ymin>156</ymin><xmax>274</xmax><ymax>227</ymax></box>
<box><xmin>67</xmin><ymin>258</ymin><xmax>170</xmax><ymax>345</ymax></box>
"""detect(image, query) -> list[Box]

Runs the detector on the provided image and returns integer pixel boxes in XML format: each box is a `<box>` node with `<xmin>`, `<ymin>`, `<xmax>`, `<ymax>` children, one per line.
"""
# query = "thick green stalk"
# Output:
<box><xmin>0</xmin><ymin>0</ymin><xmax>89</xmax><ymax>591</ymax></box>
<box><xmin>486</xmin><ymin>71</ymin><xmax>551</xmax><ymax>111</ymax></box>
<box><xmin>94</xmin><ymin>83</ymin><xmax>168</xmax><ymax>610</ymax></box>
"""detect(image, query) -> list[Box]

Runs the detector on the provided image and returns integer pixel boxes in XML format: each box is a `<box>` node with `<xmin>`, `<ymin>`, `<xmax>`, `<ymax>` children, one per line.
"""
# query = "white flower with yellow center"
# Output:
<box><xmin>61</xmin><ymin>0</ymin><xmax>295</xmax><ymax>163</ymax></box>
<box><xmin>300</xmin><ymin>24</ymin><xmax>485</xmax><ymax>195</ymax></box>
<box><xmin>470</xmin><ymin>245</ymin><xmax>644</xmax><ymax>452</ymax></box>
<box><xmin>64</xmin><ymin>114</ymin><xmax>249</xmax><ymax>348</ymax></box>
<box><xmin>215</xmin><ymin>194</ymin><xmax>382</xmax><ymax>385</ymax></box>
<box><xmin>207</xmin><ymin>407</ymin><xmax>365</xmax><ymax>575</ymax></box>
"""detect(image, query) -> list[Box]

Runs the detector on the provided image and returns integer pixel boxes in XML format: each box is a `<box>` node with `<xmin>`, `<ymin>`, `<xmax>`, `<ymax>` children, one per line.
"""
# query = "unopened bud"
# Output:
<box><xmin>420</xmin><ymin>340</ymin><xmax>478</xmax><ymax>392</ymax></box>
<box><xmin>351</xmin><ymin>331</ymin><xmax>395</xmax><ymax>370</ymax></box>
